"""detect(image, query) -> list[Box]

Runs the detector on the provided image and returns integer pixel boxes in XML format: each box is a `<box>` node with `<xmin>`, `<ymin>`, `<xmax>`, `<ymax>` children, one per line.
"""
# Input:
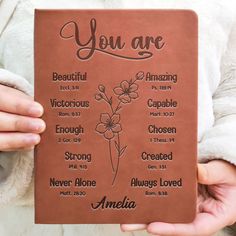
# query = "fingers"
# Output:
<box><xmin>0</xmin><ymin>133</ymin><xmax>40</xmax><ymax>151</ymax></box>
<box><xmin>0</xmin><ymin>85</ymin><xmax>45</xmax><ymax>151</ymax></box>
<box><xmin>148</xmin><ymin>222</ymin><xmax>196</xmax><ymax>236</ymax></box>
<box><xmin>0</xmin><ymin>84</ymin><xmax>43</xmax><ymax>117</ymax></box>
<box><xmin>198</xmin><ymin>161</ymin><xmax>236</xmax><ymax>185</ymax></box>
<box><xmin>120</xmin><ymin>224</ymin><xmax>147</xmax><ymax>232</ymax></box>
<box><xmin>121</xmin><ymin>161</ymin><xmax>236</xmax><ymax>236</ymax></box>
<box><xmin>147</xmin><ymin>212</ymin><xmax>225</xmax><ymax>236</ymax></box>
<box><xmin>0</xmin><ymin>111</ymin><xmax>46</xmax><ymax>133</ymax></box>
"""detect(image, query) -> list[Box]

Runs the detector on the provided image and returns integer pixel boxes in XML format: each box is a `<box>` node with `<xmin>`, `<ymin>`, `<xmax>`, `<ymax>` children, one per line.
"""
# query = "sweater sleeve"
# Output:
<box><xmin>198</xmin><ymin>20</ymin><xmax>236</xmax><ymax>166</ymax></box>
<box><xmin>0</xmin><ymin>69</ymin><xmax>34</xmax><ymax>205</ymax></box>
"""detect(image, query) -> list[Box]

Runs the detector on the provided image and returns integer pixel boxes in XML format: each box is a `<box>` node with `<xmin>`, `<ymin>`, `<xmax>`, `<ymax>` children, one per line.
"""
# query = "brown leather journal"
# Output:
<box><xmin>34</xmin><ymin>9</ymin><xmax>198</xmax><ymax>224</ymax></box>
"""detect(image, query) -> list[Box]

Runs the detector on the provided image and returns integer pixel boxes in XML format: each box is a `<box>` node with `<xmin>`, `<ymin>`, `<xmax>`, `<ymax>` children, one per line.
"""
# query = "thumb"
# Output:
<box><xmin>198</xmin><ymin>160</ymin><xmax>236</xmax><ymax>185</ymax></box>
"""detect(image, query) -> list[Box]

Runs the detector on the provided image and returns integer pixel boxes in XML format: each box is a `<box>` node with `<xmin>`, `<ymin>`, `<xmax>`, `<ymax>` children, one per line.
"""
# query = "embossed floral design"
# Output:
<box><xmin>95</xmin><ymin>72</ymin><xmax>144</xmax><ymax>186</ymax></box>
<box><xmin>95</xmin><ymin>113</ymin><xmax>122</xmax><ymax>140</ymax></box>
<box><xmin>95</xmin><ymin>93</ymin><xmax>103</xmax><ymax>101</ymax></box>
<box><xmin>113</xmin><ymin>80</ymin><xmax>139</xmax><ymax>103</ymax></box>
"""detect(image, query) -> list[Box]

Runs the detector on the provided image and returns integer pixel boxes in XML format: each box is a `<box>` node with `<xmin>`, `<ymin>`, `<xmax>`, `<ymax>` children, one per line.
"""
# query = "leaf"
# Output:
<box><xmin>114</xmin><ymin>141</ymin><xmax>119</xmax><ymax>151</ymax></box>
<box><xmin>119</xmin><ymin>146</ymin><xmax>127</xmax><ymax>157</ymax></box>
<box><xmin>109</xmin><ymin>97</ymin><xmax>113</xmax><ymax>105</ymax></box>
<box><xmin>116</xmin><ymin>106</ymin><xmax>122</xmax><ymax>111</ymax></box>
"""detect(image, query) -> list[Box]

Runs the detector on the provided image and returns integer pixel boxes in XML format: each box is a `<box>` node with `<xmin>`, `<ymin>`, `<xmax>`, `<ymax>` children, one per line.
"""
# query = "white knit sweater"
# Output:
<box><xmin>0</xmin><ymin>0</ymin><xmax>236</xmax><ymax>235</ymax></box>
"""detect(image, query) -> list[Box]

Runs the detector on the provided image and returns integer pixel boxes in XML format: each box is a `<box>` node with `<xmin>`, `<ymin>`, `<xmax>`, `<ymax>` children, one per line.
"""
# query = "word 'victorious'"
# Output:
<box><xmin>59</xmin><ymin>18</ymin><xmax>165</xmax><ymax>60</ymax></box>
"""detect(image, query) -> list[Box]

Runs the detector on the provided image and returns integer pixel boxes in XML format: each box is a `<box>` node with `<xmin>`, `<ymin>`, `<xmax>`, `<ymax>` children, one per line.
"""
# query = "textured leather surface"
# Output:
<box><xmin>34</xmin><ymin>9</ymin><xmax>198</xmax><ymax>224</ymax></box>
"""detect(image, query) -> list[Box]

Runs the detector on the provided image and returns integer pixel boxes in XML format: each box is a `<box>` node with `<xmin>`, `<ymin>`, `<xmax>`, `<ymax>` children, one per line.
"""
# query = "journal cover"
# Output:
<box><xmin>34</xmin><ymin>9</ymin><xmax>198</xmax><ymax>224</ymax></box>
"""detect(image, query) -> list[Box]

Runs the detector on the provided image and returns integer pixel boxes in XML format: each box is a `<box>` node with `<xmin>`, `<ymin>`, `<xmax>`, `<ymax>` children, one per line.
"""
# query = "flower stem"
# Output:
<box><xmin>117</xmin><ymin>132</ymin><xmax>121</xmax><ymax>156</ymax></box>
<box><xmin>131</xmin><ymin>78</ymin><xmax>138</xmax><ymax>84</ymax></box>
<box><xmin>102</xmin><ymin>93</ymin><xmax>114</xmax><ymax>114</ymax></box>
<box><xmin>109</xmin><ymin>139</ymin><xmax>115</xmax><ymax>172</ymax></box>
<box><xmin>113</xmin><ymin>101</ymin><xmax>121</xmax><ymax>115</ymax></box>
<box><xmin>112</xmin><ymin>133</ymin><xmax>121</xmax><ymax>185</ymax></box>
<box><xmin>112</xmin><ymin>154</ymin><xmax>120</xmax><ymax>186</ymax></box>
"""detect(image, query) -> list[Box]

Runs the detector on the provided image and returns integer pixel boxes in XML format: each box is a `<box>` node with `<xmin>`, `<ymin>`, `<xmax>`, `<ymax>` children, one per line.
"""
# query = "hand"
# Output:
<box><xmin>121</xmin><ymin>160</ymin><xmax>236</xmax><ymax>236</ymax></box>
<box><xmin>0</xmin><ymin>84</ymin><xmax>45</xmax><ymax>151</ymax></box>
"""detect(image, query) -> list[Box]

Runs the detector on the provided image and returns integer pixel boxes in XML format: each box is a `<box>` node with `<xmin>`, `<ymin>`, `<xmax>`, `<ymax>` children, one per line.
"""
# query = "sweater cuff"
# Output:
<box><xmin>0</xmin><ymin>150</ymin><xmax>34</xmax><ymax>205</ymax></box>
<box><xmin>198</xmin><ymin>115</ymin><xmax>236</xmax><ymax>166</ymax></box>
<box><xmin>0</xmin><ymin>68</ymin><xmax>34</xmax><ymax>205</ymax></box>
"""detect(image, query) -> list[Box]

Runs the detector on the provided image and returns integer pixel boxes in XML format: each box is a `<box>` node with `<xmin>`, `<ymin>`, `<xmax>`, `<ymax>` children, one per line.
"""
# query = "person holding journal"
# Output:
<box><xmin>0</xmin><ymin>0</ymin><xmax>236</xmax><ymax>235</ymax></box>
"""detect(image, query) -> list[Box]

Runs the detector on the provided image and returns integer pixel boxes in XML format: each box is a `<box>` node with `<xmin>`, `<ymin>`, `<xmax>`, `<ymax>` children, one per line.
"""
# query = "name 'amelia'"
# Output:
<box><xmin>91</xmin><ymin>196</ymin><xmax>136</xmax><ymax>210</ymax></box>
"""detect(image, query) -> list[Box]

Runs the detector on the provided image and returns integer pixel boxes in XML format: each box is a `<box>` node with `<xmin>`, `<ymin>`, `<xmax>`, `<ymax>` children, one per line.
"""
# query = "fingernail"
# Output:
<box><xmin>29</xmin><ymin>120</ymin><xmax>45</xmax><ymax>132</ymax></box>
<box><xmin>24</xmin><ymin>134</ymin><xmax>40</xmax><ymax>144</ymax></box>
<box><xmin>28</xmin><ymin>103</ymin><xmax>43</xmax><ymax>116</ymax></box>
